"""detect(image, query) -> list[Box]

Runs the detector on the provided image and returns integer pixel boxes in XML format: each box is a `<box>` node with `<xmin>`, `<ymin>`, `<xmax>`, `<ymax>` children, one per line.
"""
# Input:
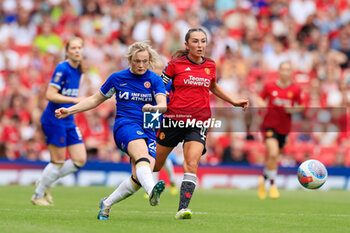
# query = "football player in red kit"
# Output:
<box><xmin>256</xmin><ymin>61</ymin><xmax>303</xmax><ymax>199</ymax></box>
<box><xmin>154</xmin><ymin>28</ymin><xmax>249</xmax><ymax>219</ymax></box>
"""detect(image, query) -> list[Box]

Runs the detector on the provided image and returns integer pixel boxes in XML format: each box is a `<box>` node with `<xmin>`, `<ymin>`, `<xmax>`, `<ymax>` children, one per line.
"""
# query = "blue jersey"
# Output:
<box><xmin>165</xmin><ymin>81</ymin><xmax>172</xmax><ymax>103</ymax></box>
<box><xmin>100</xmin><ymin>68</ymin><xmax>166</xmax><ymax>131</ymax></box>
<box><xmin>41</xmin><ymin>61</ymin><xmax>82</xmax><ymax>127</ymax></box>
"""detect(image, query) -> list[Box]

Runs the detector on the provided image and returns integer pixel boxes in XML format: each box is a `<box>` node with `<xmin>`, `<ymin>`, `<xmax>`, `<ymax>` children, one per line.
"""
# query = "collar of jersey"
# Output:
<box><xmin>275</xmin><ymin>80</ymin><xmax>292</xmax><ymax>89</ymax></box>
<box><xmin>128</xmin><ymin>68</ymin><xmax>149</xmax><ymax>78</ymax></box>
<box><xmin>186</xmin><ymin>55</ymin><xmax>206</xmax><ymax>65</ymax></box>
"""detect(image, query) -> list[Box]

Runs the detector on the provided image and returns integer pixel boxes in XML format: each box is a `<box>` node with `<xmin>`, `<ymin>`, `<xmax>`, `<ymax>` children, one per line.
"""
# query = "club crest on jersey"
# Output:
<box><xmin>204</xmin><ymin>68</ymin><xmax>210</xmax><ymax>75</ymax></box>
<box><xmin>137</xmin><ymin>131</ymin><xmax>144</xmax><ymax>135</ymax></box>
<box><xmin>288</xmin><ymin>91</ymin><xmax>293</xmax><ymax>98</ymax></box>
<box><xmin>159</xmin><ymin>132</ymin><xmax>165</xmax><ymax>140</ymax></box>
<box><xmin>144</xmin><ymin>81</ymin><xmax>151</xmax><ymax>88</ymax></box>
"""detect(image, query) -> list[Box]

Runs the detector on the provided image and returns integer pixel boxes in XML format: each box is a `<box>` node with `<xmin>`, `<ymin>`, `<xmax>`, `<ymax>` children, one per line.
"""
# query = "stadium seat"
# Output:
<box><xmin>290</xmin><ymin>142</ymin><xmax>315</xmax><ymax>163</ymax></box>
<box><xmin>244</xmin><ymin>141</ymin><xmax>266</xmax><ymax>164</ymax></box>
<box><xmin>313</xmin><ymin>145</ymin><xmax>339</xmax><ymax>166</ymax></box>
<box><xmin>343</xmin><ymin>147</ymin><xmax>350</xmax><ymax>167</ymax></box>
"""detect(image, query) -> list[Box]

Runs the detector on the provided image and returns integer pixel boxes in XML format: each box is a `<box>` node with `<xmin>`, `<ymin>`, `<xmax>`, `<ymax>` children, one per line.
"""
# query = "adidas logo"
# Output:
<box><xmin>185</xmin><ymin>67</ymin><xmax>191</xmax><ymax>71</ymax></box>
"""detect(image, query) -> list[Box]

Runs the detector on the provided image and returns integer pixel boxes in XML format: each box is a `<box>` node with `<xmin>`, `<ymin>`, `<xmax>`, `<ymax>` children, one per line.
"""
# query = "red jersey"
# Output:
<box><xmin>261</xmin><ymin>81</ymin><xmax>302</xmax><ymax>135</ymax></box>
<box><xmin>162</xmin><ymin>56</ymin><xmax>217</xmax><ymax>121</ymax></box>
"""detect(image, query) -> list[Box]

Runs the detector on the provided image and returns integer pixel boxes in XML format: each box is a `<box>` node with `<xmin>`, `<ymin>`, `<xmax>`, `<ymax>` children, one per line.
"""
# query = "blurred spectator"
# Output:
<box><xmin>263</xmin><ymin>39</ymin><xmax>289</xmax><ymax>71</ymax></box>
<box><xmin>0</xmin><ymin>39</ymin><xmax>19</xmax><ymax>71</ymax></box>
<box><xmin>9</xmin><ymin>8</ymin><xmax>37</xmax><ymax>48</ymax></box>
<box><xmin>202</xmin><ymin>7</ymin><xmax>222</xmax><ymax>34</ymax></box>
<box><xmin>222</xmin><ymin>137</ymin><xmax>248</xmax><ymax>164</ymax></box>
<box><xmin>33</xmin><ymin>20</ymin><xmax>63</xmax><ymax>54</ymax></box>
<box><xmin>314</xmin><ymin>6</ymin><xmax>342</xmax><ymax>35</ymax></box>
<box><xmin>313</xmin><ymin>110</ymin><xmax>339</xmax><ymax>146</ymax></box>
<box><xmin>290</xmin><ymin>0</ymin><xmax>316</xmax><ymax>25</ymax></box>
<box><xmin>214</xmin><ymin>0</ymin><xmax>236</xmax><ymax>14</ymax></box>
<box><xmin>132</xmin><ymin>12</ymin><xmax>166</xmax><ymax>45</ymax></box>
<box><xmin>1</xmin><ymin>114</ymin><xmax>21</xmax><ymax>160</ymax></box>
<box><xmin>289</xmin><ymin>41</ymin><xmax>313</xmax><ymax>73</ymax></box>
<box><xmin>0</xmin><ymin>0</ymin><xmax>348</xmax><ymax>166</ymax></box>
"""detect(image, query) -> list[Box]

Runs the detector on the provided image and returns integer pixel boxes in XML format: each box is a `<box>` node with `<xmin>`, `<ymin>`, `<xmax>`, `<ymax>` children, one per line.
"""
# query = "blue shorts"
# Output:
<box><xmin>114</xmin><ymin>122</ymin><xmax>157</xmax><ymax>159</ymax></box>
<box><xmin>42</xmin><ymin>124</ymin><xmax>83</xmax><ymax>147</ymax></box>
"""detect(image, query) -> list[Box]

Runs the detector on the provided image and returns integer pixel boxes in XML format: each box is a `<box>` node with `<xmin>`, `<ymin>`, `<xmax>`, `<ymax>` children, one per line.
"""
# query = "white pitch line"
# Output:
<box><xmin>0</xmin><ymin>208</ymin><xmax>202</xmax><ymax>215</ymax></box>
<box><xmin>0</xmin><ymin>209</ymin><xmax>348</xmax><ymax>217</ymax></box>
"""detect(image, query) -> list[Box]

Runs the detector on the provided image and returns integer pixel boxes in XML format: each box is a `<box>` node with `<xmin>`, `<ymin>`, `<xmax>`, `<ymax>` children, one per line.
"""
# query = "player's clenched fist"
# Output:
<box><xmin>55</xmin><ymin>108</ymin><xmax>70</xmax><ymax>119</ymax></box>
<box><xmin>142</xmin><ymin>104</ymin><xmax>154</xmax><ymax>112</ymax></box>
<box><xmin>233</xmin><ymin>98</ymin><xmax>249</xmax><ymax>110</ymax></box>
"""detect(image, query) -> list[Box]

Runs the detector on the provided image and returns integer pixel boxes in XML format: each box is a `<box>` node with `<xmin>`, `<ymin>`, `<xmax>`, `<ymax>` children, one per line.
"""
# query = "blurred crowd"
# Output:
<box><xmin>0</xmin><ymin>0</ymin><xmax>350</xmax><ymax>167</ymax></box>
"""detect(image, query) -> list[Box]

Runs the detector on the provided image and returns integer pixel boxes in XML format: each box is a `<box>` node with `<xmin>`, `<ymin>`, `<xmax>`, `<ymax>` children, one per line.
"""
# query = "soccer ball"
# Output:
<box><xmin>297</xmin><ymin>160</ymin><xmax>328</xmax><ymax>189</ymax></box>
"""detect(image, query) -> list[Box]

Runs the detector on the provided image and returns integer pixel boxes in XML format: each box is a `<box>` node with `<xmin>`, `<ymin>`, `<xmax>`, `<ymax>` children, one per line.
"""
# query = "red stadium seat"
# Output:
<box><xmin>290</xmin><ymin>142</ymin><xmax>315</xmax><ymax>163</ymax></box>
<box><xmin>244</xmin><ymin>141</ymin><xmax>266</xmax><ymax>164</ymax></box>
<box><xmin>313</xmin><ymin>145</ymin><xmax>339</xmax><ymax>166</ymax></box>
<box><xmin>343</xmin><ymin>147</ymin><xmax>350</xmax><ymax>167</ymax></box>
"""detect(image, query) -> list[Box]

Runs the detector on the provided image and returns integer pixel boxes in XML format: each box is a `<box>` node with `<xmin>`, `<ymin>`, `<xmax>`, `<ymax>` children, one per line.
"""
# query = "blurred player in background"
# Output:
<box><xmin>154</xmin><ymin>28</ymin><xmax>248</xmax><ymax>219</ymax></box>
<box><xmin>55</xmin><ymin>41</ymin><xmax>167</xmax><ymax>220</ymax></box>
<box><xmin>31</xmin><ymin>37</ymin><xmax>86</xmax><ymax>206</ymax></box>
<box><xmin>256</xmin><ymin>61</ymin><xmax>304</xmax><ymax>199</ymax></box>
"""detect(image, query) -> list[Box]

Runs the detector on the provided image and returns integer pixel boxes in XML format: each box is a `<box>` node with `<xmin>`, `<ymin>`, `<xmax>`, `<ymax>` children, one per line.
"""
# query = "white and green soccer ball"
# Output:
<box><xmin>297</xmin><ymin>159</ymin><xmax>328</xmax><ymax>189</ymax></box>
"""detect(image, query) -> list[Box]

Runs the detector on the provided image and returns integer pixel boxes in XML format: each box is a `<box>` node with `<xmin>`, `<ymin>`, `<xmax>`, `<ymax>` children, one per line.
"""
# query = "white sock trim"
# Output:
<box><xmin>184</xmin><ymin>173</ymin><xmax>197</xmax><ymax>178</ymax></box>
<box><xmin>183</xmin><ymin>173</ymin><xmax>197</xmax><ymax>185</ymax></box>
<box><xmin>264</xmin><ymin>169</ymin><xmax>277</xmax><ymax>180</ymax></box>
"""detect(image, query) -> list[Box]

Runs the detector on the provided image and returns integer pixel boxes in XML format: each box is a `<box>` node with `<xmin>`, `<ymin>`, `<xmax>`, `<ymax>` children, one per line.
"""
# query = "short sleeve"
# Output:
<box><xmin>163</xmin><ymin>62</ymin><xmax>175</xmax><ymax>79</ymax></box>
<box><xmin>160</xmin><ymin>61</ymin><xmax>175</xmax><ymax>84</ymax></box>
<box><xmin>153</xmin><ymin>74</ymin><xmax>166</xmax><ymax>96</ymax></box>
<box><xmin>49</xmin><ymin>64</ymin><xmax>65</xmax><ymax>90</ymax></box>
<box><xmin>100</xmin><ymin>74</ymin><xmax>117</xmax><ymax>98</ymax></box>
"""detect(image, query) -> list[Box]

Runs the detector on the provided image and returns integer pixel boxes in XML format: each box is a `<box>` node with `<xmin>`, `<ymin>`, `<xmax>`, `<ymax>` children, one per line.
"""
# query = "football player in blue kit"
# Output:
<box><xmin>55</xmin><ymin>41</ymin><xmax>167</xmax><ymax>220</ymax></box>
<box><xmin>31</xmin><ymin>37</ymin><xmax>87</xmax><ymax>206</ymax></box>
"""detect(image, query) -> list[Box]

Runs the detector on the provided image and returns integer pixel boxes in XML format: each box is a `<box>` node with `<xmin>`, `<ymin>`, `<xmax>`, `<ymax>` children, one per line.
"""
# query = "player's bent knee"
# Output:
<box><xmin>267</xmin><ymin>153</ymin><xmax>279</xmax><ymax>160</ymax></box>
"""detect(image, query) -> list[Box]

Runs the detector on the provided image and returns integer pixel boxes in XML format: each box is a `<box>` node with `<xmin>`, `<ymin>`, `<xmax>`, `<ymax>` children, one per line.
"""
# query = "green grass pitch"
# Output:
<box><xmin>0</xmin><ymin>186</ymin><xmax>349</xmax><ymax>233</ymax></box>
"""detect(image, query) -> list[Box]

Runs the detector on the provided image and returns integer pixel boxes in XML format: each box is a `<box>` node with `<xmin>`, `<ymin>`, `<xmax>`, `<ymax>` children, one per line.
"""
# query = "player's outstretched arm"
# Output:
<box><xmin>142</xmin><ymin>94</ymin><xmax>167</xmax><ymax>113</ymax></box>
<box><xmin>210</xmin><ymin>82</ymin><xmax>248</xmax><ymax>110</ymax></box>
<box><xmin>285</xmin><ymin>104</ymin><xmax>304</xmax><ymax>114</ymax></box>
<box><xmin>254</xmin><ymin>94</ymin><xmax>267</xmax><ymax>108</ymax></box>
<box><xmin>46</xmin><ymin>85</ymin><xmax>82</xmax><ymax>104</ymax></box>
<box><xmin>55</xmin><ymin>92</ymin><xmax>107</xmax><ymax>119</ymax></box>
